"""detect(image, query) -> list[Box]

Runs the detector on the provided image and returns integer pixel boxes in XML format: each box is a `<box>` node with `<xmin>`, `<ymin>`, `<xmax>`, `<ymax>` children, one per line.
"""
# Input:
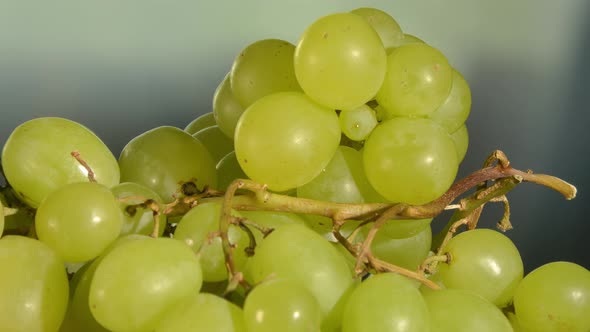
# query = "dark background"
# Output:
<box><xmin>1</xmin><ymin>1</ymin><xmax>588</xmax><ymax>272</ymax></box>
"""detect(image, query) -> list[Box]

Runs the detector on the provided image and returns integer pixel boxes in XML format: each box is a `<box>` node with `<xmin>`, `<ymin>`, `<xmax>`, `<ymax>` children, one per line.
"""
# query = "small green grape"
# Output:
<box><xmin>192</xmin><ymin>125</ymin><xmax>234</xmax><ymax>165</ymax></box>
<box><xmin>213</xmin><ymin>74</ymin><xmax>244</xmax><ymax>138</ymax></box>
<box><xmin>185</xmin><ymin>112</ymin><xmax>216</xmax><ymax>135</ymax></box>
<box><xmin>351</xmin><ymin>7</ymin><xmax>404</xmax><ymax>53</ymax></box>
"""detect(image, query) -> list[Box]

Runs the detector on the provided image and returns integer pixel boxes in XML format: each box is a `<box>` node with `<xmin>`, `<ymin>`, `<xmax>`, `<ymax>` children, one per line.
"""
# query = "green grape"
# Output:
<box><xmin>216</xmin><ymin>151</ymin><xmax>248</xmax><ymax>191</ymax></box>
<box><xmin>350</xmin><ymin>7</ymin><xmax>404</xmax><ymax>53</ymax></box>
<box><xmin>192</xmin><ymin>125</ymin><xmax>235</xmax><ymax>165</ymax></box>
<box><xmin>450</xmin><ymin>124</ymin><xmax>469</xmax><ymax>163</ymax></box>
<box><xmin>156</xmin><ymin>293</ymin><xmax>246</xmax><ymax>332</ymax></box>
<box><xmin>234</xmin><ymin>92</ymin><xmax>341</xmax><ymax>192</ymax></box>
<box><xmin>366</xmin><ymin>224</ymin><xmax>432</xmax><ymax>270</ymax></box>
<box><xmin>0</xmin><ymin>236</ymin><xmax>69</xmax><ymax>332</ymax></box>
<box><xmin>436</xmin><ymin>229</ymin><xmax>523</xmax><ymax>307</ymax></box>
<box><xmin>513</xmin><ymin>261</ymin><xmax>590</xmax><ymax>332</ymax></box>
<box><xmin>119</xmin><ymin>126</ymin><xmax>217</xmax><ymax>203</ymax></box>
<box><xmin>173</xmin><ymin>201</ymin><xmax>249</xmax><ymax>282</ymax></box>
<box><xmin>239</xmin><ymin>210</ymin><xmax>306</xmax><ymax>244</ymax></box>
<box><xmin>185</xmin><ymin>112</ymin><xmax>217</xmax><ymax>135</ymax></box>
<box><xmin>378</xmin><ymin>218</ymin><xmax>432</xmax><ymax>239</ymax></box>
<box><xmin>342</xmin><ymin>273</ymin><xmax>430</xmax><ymax>332</ymax></box>
<box><xmin>363</xmin><ymin>117</ymin><xmax>458</xmax><ymax>205</ymax></box>
<box><xmin>376</xmin><ymin>43</ymin><xmax>453</xmax><ymax>118</ymax></box>
<box><xmin>35</xmin><ymin>182</ymin><xmax>123</xmax><ymax>262</ymax></box>
<box><xmin>230</xmin><ymin>39</ymin><xmax>301</xmax><ymax>108</ymax></box>
<box><xmin>243</xmin><ymin>278</ymin><xmax>322</xmax><ymax>332</ymax></box>
<box><xmin>339</xmin><ymin>105</ymin><xmax>378</xmax><ymax>141</ymax></box>
<box><xmin>89</xmin><ymin>237</ymin><xmax>203</xmax><ymax>332</ymax></box>
<box><xmin>213</xmin><ymin>74</ymin><xmax>244</xmax><ymax>138</ymax></box>
<box><xmin>297</xmin><ymin>146</ymin><xmax>382</xmax><ymax>239</ymax></box>
<box><xmin>400</xmin><ymin>33</ymin><xmax>425</xmax><ymax>45</ymax></box>
<box><xmin>423</xmin><ymin>288</ymin><xmax>513</xmax><ymax>332</ymax></box>
<box><xmin>429</xmin><ymin>69</ymin><xmax>472</xmax><ymax>133</ymax></box>
<box><xmin>111</xmin><ymin>182</ymin><xmax>167</xmax><ymax>237</ymax></box>
<box><xmin>244</xmin><ymin>223</ymin><xmax>354</xmax><ymax>329</ymax></box>
<box><xmin>70</xmin><ymin>235</ymin><xmax>148</xmax><ymax>332</ymax></box>
<box><xmin>294</xmin><ymin>12</ymin><xmax>387</xmax><ymax>110</ymax></box>
<box><xmin>1</xmin><ymin>117</ymin><xmax>120</xmax><ymax>208</ymax></box>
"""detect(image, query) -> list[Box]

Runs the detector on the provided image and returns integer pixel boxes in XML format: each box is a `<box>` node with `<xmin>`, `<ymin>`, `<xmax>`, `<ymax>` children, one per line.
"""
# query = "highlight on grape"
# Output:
<box><xmin>1</xmin><ymin>7</ymin><xmax>588</xmax><ymax>332</ymax></box>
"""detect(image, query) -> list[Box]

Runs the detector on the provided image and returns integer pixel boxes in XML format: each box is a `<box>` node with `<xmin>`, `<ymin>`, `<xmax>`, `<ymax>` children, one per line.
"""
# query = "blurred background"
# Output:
<box><xmin>1</xmin><ymin>0</ymin><xmax>588</xmax><ymax>271</ymax></box>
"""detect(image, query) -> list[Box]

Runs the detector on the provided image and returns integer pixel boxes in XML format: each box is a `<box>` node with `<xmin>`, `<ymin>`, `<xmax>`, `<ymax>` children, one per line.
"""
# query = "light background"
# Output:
<box><xmin>1</xmin><ymin>0</ymin><xmax>588</xmax><ymax>271</ymax></box>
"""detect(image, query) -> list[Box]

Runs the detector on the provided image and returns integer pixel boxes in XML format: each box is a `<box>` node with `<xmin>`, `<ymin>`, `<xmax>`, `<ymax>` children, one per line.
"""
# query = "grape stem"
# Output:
<box><xmin>3</xmin><ymin>206</ymin><xmax>18</xmax><ymax>217</ymax></box>
<box><xmin>217</xmin><ymin>150</ymin><xmax>576</xmax><ymax>290</ymax></box>
<box><xmin>70</xmin><ymin>151</ymin><xmax>97</xmax><ymax>183</ymax></box>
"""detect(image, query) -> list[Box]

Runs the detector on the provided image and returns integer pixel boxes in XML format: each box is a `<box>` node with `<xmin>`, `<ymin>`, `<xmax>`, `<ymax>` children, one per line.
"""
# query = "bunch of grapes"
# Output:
<box><xmin>0</xmin><ymin>7</ymin><xmax>588</xmax><ymax>332</ymax></box>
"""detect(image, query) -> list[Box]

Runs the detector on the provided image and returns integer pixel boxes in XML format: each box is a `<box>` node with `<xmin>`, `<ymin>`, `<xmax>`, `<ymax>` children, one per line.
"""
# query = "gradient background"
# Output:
<box><xmin>1</xmin><ymin>0</ymin><xmax>588</xmax><ymax>271</ymax></box>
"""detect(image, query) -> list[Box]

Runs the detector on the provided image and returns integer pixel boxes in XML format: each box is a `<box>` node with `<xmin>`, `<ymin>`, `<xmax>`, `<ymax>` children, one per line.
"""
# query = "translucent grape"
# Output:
<box><xmin>423</xmin><ymin>288</ymin><xmax>513</xmax><ymax>332</ymax></box>
<box><xmin>513</xmin><ymin>261</ymin><xmax>590</xmax><ymax>332</ymax></box>
<box><xmin>363</xmin><ymin>117</ymin><xmax>458</xmax><ymax>204</ymax></box>
<box><xmin>436</xmin><ymin>228</ymin><xmax>524</xmax><ymax>307</ymax></box>
<box><xmin>377</xmin><ymin>218</ymin><xmax>432</xmax><ymax>239</ymax></box>
<box><xmin>294</xmin><ymin>13</ymin><xmax>387</xmax><ymax>110</ymax></box>
<box><xmin>0</xmin><ymin>236</ymin><xmax>69</xmax><ymax>332</ymax></box>
<box><xmin>69</xmin><ymin>235</ymin><xmax>148</xmax><ymax>332</ymax></box>
<box><xmin>368</xmin><ymin>225</ymin><xmax>432</xmax><ymax>270</ymax></box>
<box><xmin>119</xmin><ymin>126</ymin><xmax>217</xmax><ymax>202</ymax></box>
<box><xmin>111</xmin><ymin>182</ymin><xmax>167</xmax><ymax>237</ymax></box>
<box><xmin>243</xmin><ymin>278</ymin><xmax>322</xmax><ymax>332</ymax></box>
<box><xmin>244</xmin><ymin>223</ymin><xmax>354</xmax><ymax>328</ymax></box>
<box><xmin>89</xmin><ymin>237</ymin><xmax>203</xmax><ymax>332</ymax></box>
<box><xmin>429</xmin><ymin>69</ymin><xmax>472</xmax><ymax>133</ymax></box>
<box><xmin>451</xmin><ymin>124</ymin><xmax>469</xmax><ymax>163</ymax></box>
<box><xmin>156</xmin><ymin>293</ymin><xmax>246</xmax><ymax>332</ymax></box>
<box><xmin>192</xmin><ymin>125</ymin><xmax>234</xmax><ymax>165</ymax></box>
<box><xmin>230</xmin><ymin>39</ymin><xmax>300</xmax><ymax>108</ymax></box>
<box><xmin>1</xmin><ymin>117</ymin><xmax>120</xmax><ymax>207</ymax></box>
<box><xmin>342</xmin><ymin>273</ymin><xmax>430</xmax><ymax>332</ymax></box>
<box><xmin>216</xmin><ymin>151</ymin><xmax>248</xmax><ymax>191</ymax></box>
<box><xmin>185</xmin><ymin>112</ymin><xmax>216</xmax><ymax>135</ymax></box>
<box><xmin>213</xmin><ymin>74</ymin><xmax>244</xmax><ymax>138</ymax></box>
<box><xmin>376</xmin><ymin>43</ymin><xmax>453</xmax><ymax>118</ymax></box>
<box><xmin>297</xmin><ymin>146</ymin><xmax>382</xmax><ymax>239</ymax></box>
<box><xmin>234</xmin><ymin>92</ymin><xmax>340</xmax><ymax>192</ymax></box>
<box><xmin>339</xmin><ymin>105</ymin><xmax>378</xmax><ymax>141</ymax></box>
<box><xmin>35</xmin><ymin>182</ymin><xmax>123</xmax><ymax>262</ymax></box>
<box><xmin>350</xmin><ymin>7</ymin><xmax>404</xmax><ymax>53</ymax></box>
<box><xmin>173</xmin><ymin>201</ymin><xmax>249</xmax><ymax>282</ymax></box>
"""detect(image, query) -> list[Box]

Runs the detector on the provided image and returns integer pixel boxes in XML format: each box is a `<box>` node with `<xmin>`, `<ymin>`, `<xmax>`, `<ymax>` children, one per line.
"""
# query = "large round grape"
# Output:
<box><xmin>429</xmin><ymin>69</ymin><xmax>472</xmax><ymax>133</ymax></box>
<box><xmin>294</xmin><ymin>12</ymin><xmax>387</xmax><ymax>110</ymax></box>
<box><xmin>118</xmin><ymin>126</ymin><xmax>217</xmax><ymax>202</ymax></box>
<box><xmin>156</xmin><ymin>293</ymin><xmax>246</xmax><ymax>332</ymax></box>
<box><xmin>363</xmin><ymin>117</ymin><xmax>458</xmax><ymax>204</ymax></box>
<box><xmin>376</xmin><ymin>43</ymin><xmax>453</xmax><ymax>118</ymax></box>
<box><xmin>244</xmin><ymin>223</ymin><xmax>354</xmax><ymax>329</ymax></box>
<box><xmin>423</xmin><ymin>288</ymin><xmax>513</xmax><ymax>332</ymax></box>
<box><xmin>342</xmin><ymin>273</ymin><xmax>430</xmax><ymax>332</ymax></box>
<box><xmin>513</xmin><ymin>261</ymin><xmax>590</xmax><ymax>332</ymax></box>
<box><xmin>0</xmin><ymin>236</ymin><xmax>69</xmax><ymax>332</ymax></box>
<box><xmin>89</xmin><ymin>237</ymin><xmax>203</xmax><ymax>332</ymax></box>
<box><xmin>35</xmin><ymin>182</ymin><xmax>123</xmax><ymax>263</ymax></box>
<box><xmin>234</xmin><ymin>92</ymin><xmax>340</xmax><ymax>192</ymax></box>
<box><xmin>243</xmin><ymin>278</ymin><xmax>322</xmax><ymax>332</ymax></box>
<box><xmin>1</xmin><ymin>117</ymin><xmax>120</xmax><ymax>207</ymax></box>
<box><xmin>230</xmin><ymin>39</ymin><xmax>301</xmax><ymax>109</ymax></box>
<box><xmin>368</xmin><ymin>225</ymin><xmax>432</xmax><ymax>270</ymax></box>
<box><xmin>436</xmin><ymin>229</ymin><xmax>523</xmax><ymax>307</ymax></box>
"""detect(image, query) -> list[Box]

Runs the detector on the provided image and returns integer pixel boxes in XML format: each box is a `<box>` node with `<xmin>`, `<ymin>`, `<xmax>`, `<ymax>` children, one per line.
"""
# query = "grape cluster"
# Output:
<box><xmin>0</xmin><ymin>7</ymin><xmax>588</xmax><ymax>332</ymax></box>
